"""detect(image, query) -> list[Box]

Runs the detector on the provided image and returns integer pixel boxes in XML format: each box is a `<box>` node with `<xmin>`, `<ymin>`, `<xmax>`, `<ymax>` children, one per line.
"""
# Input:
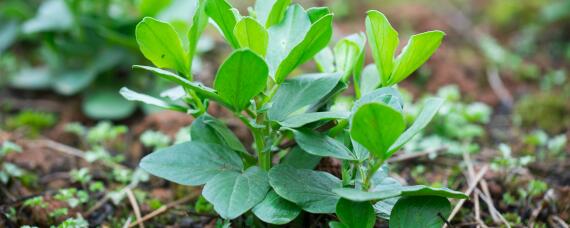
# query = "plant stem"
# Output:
<box><xmin>187</xmin><ymin>89</ymin><xmax>205</xmax><ymax>116</ymax></box>
<box><xmin>236</xmin><ymin>113</ymin><xmax>271</xmax><ymax>171</ymax></box>
<box><xmin>363</xmin><ymin>158</ymin><xmax>385</xmax><ymax>191</ymax></box>
<box><xmin>261</xmin><ymin>83</ymin><xmax>281</xmax><ymax>107</ymax></box>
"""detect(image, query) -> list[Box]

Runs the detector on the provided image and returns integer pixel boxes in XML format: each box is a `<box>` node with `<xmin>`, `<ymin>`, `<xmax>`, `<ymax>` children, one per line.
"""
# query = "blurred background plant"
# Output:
<box><xmin>0</xmin><ymin>0</ymin><xmax>214</xmax><ymax>120</ymax></box>
<box><xmin>0</xmin><ymin>0</ymin><xmax>569</xmax><ymax>227</ymax></box>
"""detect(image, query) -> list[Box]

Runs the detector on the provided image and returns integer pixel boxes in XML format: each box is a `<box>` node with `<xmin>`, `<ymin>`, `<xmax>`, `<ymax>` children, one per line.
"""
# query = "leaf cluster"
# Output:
<box><xmin>124</xmin><ymin>0</ymin><xmax>464</xmax><ymax>226</ymax></box>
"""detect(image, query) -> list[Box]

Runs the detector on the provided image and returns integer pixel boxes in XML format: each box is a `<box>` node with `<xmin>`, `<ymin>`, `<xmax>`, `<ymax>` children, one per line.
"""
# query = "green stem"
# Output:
<box><xmin>188</xmin><ymin>89</ymin><xmax>205</xmax><ymax>116</ymax></box>
<box><xmin>363</xmin><ymin>158</ymin><xmax>384</xmax><ymax>190</ymax></box>
<box><xmin>237</xmin><ymin>114</ymin><xmax>271</xmax><ymax>171</ymax></box>
<box><xmin>261</xmin><ymin>83</ymin><xmax>281</xmax><ymax>107</ymax></box>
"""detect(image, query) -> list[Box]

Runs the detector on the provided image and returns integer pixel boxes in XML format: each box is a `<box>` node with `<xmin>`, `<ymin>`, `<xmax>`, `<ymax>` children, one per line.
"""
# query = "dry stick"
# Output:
<box><xmin>38</xmin><ymin>139</ymin><xmax>86</xmax><ymax>159</ymax></box>
<box><xmin>549</xmin><ymin>215</ymin><xmax>570</xmax><ymax>228</ymax></box>
<box><xmin>37</xmin><ymin>139</ymin><xmax>127</xmax><ymax>169</ymax></box>
<box><xmin>476</xmin><ymin>190</ymin><xmax>510</xmax><ymax>227</ymax></box>
<box><xmin>528</xmin><ymin>190</ymin><xmax>551</xmax><ymax>227</ymax></box>
<box><xmin>126</xmin><ymin>188</ymin><xmax>144</xmax><ymax>228</ymax></box>
<box><xmin>486</xmin><ymin>67</ymin><xmax>514</xmax><ymax>108</ymax></box>
<box><xmin>474</xmin><ymin>190</ymin><xmax>482</xmax><ymax>228</ymax></box>
<box><xmin>480</xmin><ymin>179</ymin><xmax>502</xmax><ymax>223</ymax></box>
<box><xmin>444</xmin><ymin>165</ymin><xmax>489</xmax><ymax>228</ymax></box>
<box><xmin>463</xmin><ymin>151</ymin><xmax>485</xmax><ymax>228</ymax></box>
<box><xmin>128</xmin><ymin>192</ymin><xmax>200</xmax><ymax>228</ymax></box>
<box><xmin>85</xmin><ymin>182</ymin><xmax>137</xmax><ymax>216</ymax></box>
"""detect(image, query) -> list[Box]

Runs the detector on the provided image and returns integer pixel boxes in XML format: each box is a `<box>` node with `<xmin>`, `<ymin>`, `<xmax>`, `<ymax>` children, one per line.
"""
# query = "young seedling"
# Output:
<box><xmin>122</xmin><ymin>0</ymin><xmax>468</xmax><ymax>226</ymax></box>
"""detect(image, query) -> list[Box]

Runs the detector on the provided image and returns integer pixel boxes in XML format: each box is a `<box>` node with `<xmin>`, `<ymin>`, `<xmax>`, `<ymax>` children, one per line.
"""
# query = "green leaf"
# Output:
<box><xmin>234</xmin><ymin>17</ymin><xmax>268</xmax><ymax>56</ymax></box>
<box><xmin>273</xmin><ymin>13</ymin><xmax>334</xmax><ymax>83</ymax></box>
<box><xmin>279</xmin><ymin>111</ymin><xmax>349</xmax><ymax>128</ymax></box>
<box><xmin>252</xmin><ymin>190</ymin><xmax>301</xmax><ymax>225</ymax></box>
<box><xmin>308</xmin><ymin>80</ymin><xmax>349</xmax><ymax>112</ymax></box>
<box><xmin>390</xmin><ymin>31</ymin><xmax>445</xmax><ymax>85</ymax></box>
<box><xmin>139</xmin><ymin>0</ymin><xmax>172</xmax><ymax>16</ymax></box>
<box><xmin>307</xmin><ymin>7</ymin><xmax>330</xmax><ymax>23</ymax></box>
<box><xmin>136</xmin><ymin>17</ymin><xmax>189</xmax><ymax>76</ymax></box>
<box><xmin>10</xmin><ymin>67</ymin><xmax>52</xmax><ymax>90</ymax></box>
<box><xmin>332</xmin><ymin>188</ymin><xmax>401</xmax><ymax>202</ymax></box>
<box><xmin>120</xmin><ymin>87</ymin><xmax>186</xmax><ymax>112</ymax></box>
<box><xmin>389</xmin><ymin>196</ymin><xmax>451</xmax><ymax>228</ymax></box>
<box><xmin>269</xmin><ymin>165</ymin><xmax>341</xmax><ymax>213</ymax></box>
<box><xmin>334</xmin><ymin>38</ymin><xmax>360</xmax><ymax>81</ymax></box>
<box><xmin>82</xmin><ymin>87</ymin><xmax>136</xmax><ymax>120</ymax></box>
<box><xmin>190</xmin><ymin>114</ymin><xmax>248</xmax><ymax>153</ymax></box>
<box><xmin>351</xmin><ymin>140</ymin><xmax>370</xmax><ymax>161</ymax></box>
<box><xmin>140</xmin><ymin>141</ymin><xmax>243</xmax><ymax>185</ymax></box>
<box><xmin>365</xmin><ymin>10</ymin><xmax>398</xmax><ymax>86</ymax></box>
<box><xmin>374</xmin><ymin>197</ymin><xmax>399</xmax><ymax>220</ymax></box>
<box><xmin>255</xmin><ymin>0</ymin><xmax>291</xmax><ymax>28</ymax></box>
<box><xmin>203</xmin><ymin>167</ymin><xmax>270</xmax><ymax>219</ymax></box>
<box><xmin>266</xmin><ymin>5</ymin><xmax>311</xmax><ymax>78</ymax></box>
<box><xmin>334</xmin><ymin>185</ymin><xmax>467</xmax><ymax>202</ymax></box>
<box><xmin>268</xmin><ymin>73</ymin><xmax>341</xmax><ymax>121</ymax></box>
<box><xmin>400</xmin><ymin>185</ymin><xmax>468</xmax><ymax>199</ymax></box>
<box><xmin>329</xmin><ymin>221</ymin><xmax>348</xmax><ymax>228</ymax></box>
<box><xmin>133</xmin><ymin>65</ymin><xmax>227</xmax><ymax>106</ymax></box>
<box><xmin>53</xmin><ymin>69</ymin><xmax>96</xmax><ymax>96</ymax></box>
<box><xmin>281</xmin><ymin>147</ymin><xmax>321</xmax><ymax>170</ymax></box>
<box><xmin>315</xmin><ymin>47</ymin><xmax>335</xmax><ymax>73</ymax></box>
<box><xmin>336</xmin><ymin>198</ymin><xmax>376</xmax><ymax>228</ymax></box>
<box><xmin>352</xmin><ymin>87</ymin><xmax>403</xmax><ymax>112</ymax></box>
<box><xmin>214</xmin><ymin>49</ymin><xmax>269</xmax><ymax>111</ymax></box>
<box><xmin>0</xmin><ymin>21</ymin><xmax>20</xmax><ymax>54</ymax></box>
<box><xmin>205</xmin><ymin>0</ymin><xmax>240</xmax><ymax>48</ymax></box>
<box><xmin>348</xmin><ymin>33</ymin><xmax>367</xmax><ymax>87</ymax></box>
<box><xmin>359</xmin><ymin>64</ymin><xmax>381</xmax><ymax>97</ymax></box>
<box><xmin>188</xmin><ymin>0</ymin><xmax>209</xmax><ymax>73</ymax></box>
<box><xmin>387</xmin><ymin>98</ymin><xmax>444</xmax><ymax>156</ymax></box>
<box><xmin>292</xmin><ymin>129</ymin><xmax>355</xmax><ymax>160</ymax></box>
<box><xmin>22</xmin><ymin>0</ymin><xmax>73</xmax><ymax>34</ymax></box>
<box><xmin>350</xmin><ymin>102</ymin><xmax>405</xmax><ymax>159</ymax></box>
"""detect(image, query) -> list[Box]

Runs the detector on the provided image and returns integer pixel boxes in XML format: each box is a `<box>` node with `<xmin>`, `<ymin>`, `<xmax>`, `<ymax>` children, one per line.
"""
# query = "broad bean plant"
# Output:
<box><xmin>121</xmin><ymin>0</ymin><xmax>468</xmax><ymax>227</ymax></box>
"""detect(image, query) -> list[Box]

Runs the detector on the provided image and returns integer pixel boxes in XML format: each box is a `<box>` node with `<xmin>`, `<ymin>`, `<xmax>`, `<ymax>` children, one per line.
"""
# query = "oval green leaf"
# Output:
<box><xmin>252</xmin><ymin>190</ymin><xmax>301</xmax><ymax>225</ymax></box>
<box><xmin>350</xmin><ymin>102</ymin><xmax>405</xmax><ymax>159</ymax></box>
<box><xmin>268</xmin><ymin>72</ymin><xmax>341</xmax><ymax>121</ymax></box>
<box><xmin>203</xmin><ymin>167</ymin><xmax>270</xmax><ymax>219</ymax></box>
<box><xmin>120</xmin><ymin>87</ymin><xmax>187</xmax><ymax>112</ymax></box>
<box><xmin>269</xmin><ymin>165</ymin><xmax>341</xmax><ymax>214</ymax></box>
<box><xmin>387</xmin><ymin>98</ymin><xmax>444</xmax><ymax>156</ymax></box>
<box><xmin>139</xmin><ymin>141</ymin><xmax>243</xmax><ymax>186</ymax></box>
<box><xmin>273</xmin><ymin>13</ymin><xmax>334</xmax><ymax>83</ymax></box>
<box><xmin>205</xmin><ymin>0</ymin><xmax>240</xmax><ymax>48</ymax></box>
<box><xmin>336</xmin><ymin>198</ymin><xmax>376</xmax><ymax>228</ymax></box>
<box><xmin>389</xmin><ymin>196</ymin><xmax>451</xmax><ymax>228</ymax></box>
<box><xmin>135</xmin><ymin>17</ymin><xmax>189</xmax><ymax>76</ymax></box>
<box><xmin>390</xmin><ymin>31</ymin><xmax>445</xmax><ymax>85</ymax></box>
<box><xmin>234</xmin><ymin>17</ymin><xmax>268</xmax><ymax>56</ymax></box>
<box><xmin>279</xmin><ymin>111</ymin><xmax>349</xmax><ymax>128</ymax></box>
<box><xmin>365</xmin><ymin>10</ymin><xmax>398</xmax><ymax>86</ymax></box>
<box><xmin>292</xmin><ymin>129</ymin><xmax>355</xmax><ymax>160</ymax></box>
<box><xmin>214</xmin><ymin>49</ymin><xmax>269</xmax><ymax>111</ymax></box>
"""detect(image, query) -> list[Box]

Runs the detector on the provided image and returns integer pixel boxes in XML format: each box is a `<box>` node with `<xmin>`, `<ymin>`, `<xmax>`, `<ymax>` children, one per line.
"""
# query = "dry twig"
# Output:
<box><xmin>128</xmin><ymin>192</ymin><xmax>200</xmax><ymax>228</ymax></box>
<box><xmin>126</xmin><ymin>188</ymin><xmax>144</xmax><ymax>228</ymax></box>
<box><xmin>444</xmin><ymin>165</ymin><xmax>489</xmax><ymax>228</ymax></box>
